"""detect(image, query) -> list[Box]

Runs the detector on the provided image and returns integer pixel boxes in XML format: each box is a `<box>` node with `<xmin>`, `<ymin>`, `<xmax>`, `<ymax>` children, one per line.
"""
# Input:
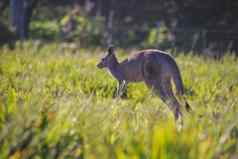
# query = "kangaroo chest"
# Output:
<box><xmin>107</xmin><ymin>67</ymin><xmax>124</xmax><ymax>81</ymax></box>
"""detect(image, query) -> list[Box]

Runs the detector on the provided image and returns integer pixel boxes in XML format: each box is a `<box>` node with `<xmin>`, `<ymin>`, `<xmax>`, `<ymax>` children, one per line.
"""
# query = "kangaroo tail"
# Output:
<box><xmin>172</xmin><ymin>67</ymin><xmax>185</xmax><ymax>96</ymax></box>
<box><xmin>172</xmin><ymin>68</ymin><xmax>192</xmax><ymax>112</ymax></box>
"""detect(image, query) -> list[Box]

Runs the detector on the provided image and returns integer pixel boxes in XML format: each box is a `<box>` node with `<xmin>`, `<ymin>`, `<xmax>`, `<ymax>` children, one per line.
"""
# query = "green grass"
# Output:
<box><xmin>0</xmin><ymin>42</ymin><xmax>237</xmax><ymax>159</ymax></box>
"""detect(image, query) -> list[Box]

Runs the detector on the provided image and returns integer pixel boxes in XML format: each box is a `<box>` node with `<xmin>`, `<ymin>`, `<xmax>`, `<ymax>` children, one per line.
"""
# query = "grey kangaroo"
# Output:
<box><xmin>97</xmin><ymin>46</ymin><xmax>191</xmax><ymax>120</ymax></box>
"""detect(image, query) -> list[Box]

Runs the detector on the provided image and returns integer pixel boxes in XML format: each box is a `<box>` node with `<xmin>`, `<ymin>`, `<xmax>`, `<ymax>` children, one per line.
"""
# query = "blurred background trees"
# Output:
<box><xmin>0</xmin><ymin>0</ymin><xmax>238</xmax><ymax>56</ymax></box>
<box><xmin>10</xmin><ymin>0</ymin><xmax>39</xmax><ymax>39</ymax></box>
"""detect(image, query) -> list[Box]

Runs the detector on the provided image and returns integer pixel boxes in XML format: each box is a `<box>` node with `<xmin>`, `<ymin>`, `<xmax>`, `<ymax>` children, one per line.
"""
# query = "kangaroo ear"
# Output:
<box><xmin>108</xmin><ymin>46</ymin><xmax>115</xmax><ymax>54</ymax></box>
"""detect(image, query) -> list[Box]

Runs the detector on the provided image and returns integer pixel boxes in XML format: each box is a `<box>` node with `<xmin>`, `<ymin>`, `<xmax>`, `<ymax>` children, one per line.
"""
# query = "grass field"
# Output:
<box><xmin>0</xmin><ymin>42</ymin><xmax>238</xmax><ymax>159</ymax></box>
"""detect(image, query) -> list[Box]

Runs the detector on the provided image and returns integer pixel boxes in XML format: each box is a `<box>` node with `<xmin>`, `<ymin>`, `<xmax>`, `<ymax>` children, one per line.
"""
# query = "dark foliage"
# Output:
<box><xmin>1</xmin><ymin>0</ymin><xmax>238</xmax><ymax>55</ymax></box>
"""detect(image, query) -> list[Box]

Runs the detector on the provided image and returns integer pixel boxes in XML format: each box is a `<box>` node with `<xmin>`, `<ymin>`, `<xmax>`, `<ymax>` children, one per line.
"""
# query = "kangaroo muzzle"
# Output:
<box><xmin>96</xmin><ymin>62</ymin><xmax>104</xmax><ymax>68</ymax></box>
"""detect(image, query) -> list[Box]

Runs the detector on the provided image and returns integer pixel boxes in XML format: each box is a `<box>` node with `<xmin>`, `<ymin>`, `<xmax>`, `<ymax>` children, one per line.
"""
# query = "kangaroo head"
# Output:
<box><xmin>97</xmin><ymin>46</ymin><xmax>117</xmax><ymax>69</ymax></box>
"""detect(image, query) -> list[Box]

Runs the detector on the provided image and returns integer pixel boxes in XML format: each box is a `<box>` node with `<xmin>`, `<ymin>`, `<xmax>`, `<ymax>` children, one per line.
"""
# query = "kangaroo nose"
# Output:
<box><xmin>97</xmin><ymin>63</ymin><xmax>103</xmax><ymax>68</ymax></box>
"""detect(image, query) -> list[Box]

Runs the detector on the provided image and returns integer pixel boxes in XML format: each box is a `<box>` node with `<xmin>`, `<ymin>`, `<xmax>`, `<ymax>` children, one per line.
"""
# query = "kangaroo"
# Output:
<box><xmin>97</xmin><ymin>46</ymin><xmax>191</xmax><ymax>120</ymax></box>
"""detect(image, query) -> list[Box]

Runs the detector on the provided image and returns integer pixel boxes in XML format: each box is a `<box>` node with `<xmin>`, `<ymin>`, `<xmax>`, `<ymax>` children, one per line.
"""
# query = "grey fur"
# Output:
<box><xmin>97</xmin><ymin>47</ymin><xmax>190</xmax><ymax>120</ymax></box>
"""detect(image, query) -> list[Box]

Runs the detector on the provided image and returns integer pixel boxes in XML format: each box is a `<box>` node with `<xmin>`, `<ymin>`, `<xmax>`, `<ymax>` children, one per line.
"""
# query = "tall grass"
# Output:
<box><xmin>0</xmin><ymin>42</ymin><xmax>237</xmax><ymax>159</ymax></box>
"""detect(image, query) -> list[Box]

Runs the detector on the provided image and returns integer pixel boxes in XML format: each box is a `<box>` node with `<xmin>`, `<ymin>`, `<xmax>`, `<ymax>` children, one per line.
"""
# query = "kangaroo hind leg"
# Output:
<box><xmin>145</xmin><ymin>78</ymin><xmax>182</xmax><ymax>120</ymax></box>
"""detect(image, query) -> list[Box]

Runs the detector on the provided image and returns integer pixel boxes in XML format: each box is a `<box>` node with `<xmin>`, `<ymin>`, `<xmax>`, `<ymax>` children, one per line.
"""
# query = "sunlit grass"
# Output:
<box><xmin>0</xmin><ymin>42</ymin><xmax>237</xmax><ymax>159</ymax></box>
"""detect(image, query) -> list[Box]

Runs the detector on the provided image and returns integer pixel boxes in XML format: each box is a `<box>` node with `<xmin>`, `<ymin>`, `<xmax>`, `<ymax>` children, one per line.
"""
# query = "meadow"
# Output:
<box><xmin>0</xmin><ymin>42</ymin><xmax>237</xmax><ymax>159</ymax></box>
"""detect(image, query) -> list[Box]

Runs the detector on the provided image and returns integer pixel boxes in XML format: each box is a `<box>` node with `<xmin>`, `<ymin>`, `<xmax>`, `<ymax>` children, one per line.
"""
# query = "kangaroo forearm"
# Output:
<box><xmin>116</xmin><ymin>80</ymin><xmax>127</xmax><ymax>97</ymax></box>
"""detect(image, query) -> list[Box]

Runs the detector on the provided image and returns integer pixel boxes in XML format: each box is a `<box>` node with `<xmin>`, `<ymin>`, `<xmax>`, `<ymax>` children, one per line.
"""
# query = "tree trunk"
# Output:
<box><xmin>10</xmin><ymin>0</ymin><xmax>38</xmax><ymax>40</ymax></box>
